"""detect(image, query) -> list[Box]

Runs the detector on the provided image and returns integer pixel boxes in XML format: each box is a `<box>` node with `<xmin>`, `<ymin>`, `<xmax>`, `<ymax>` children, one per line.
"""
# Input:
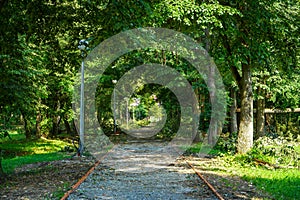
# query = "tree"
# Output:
<box><xmin>0</xmin><ymin>0</ymin><xmax>85</xmax><ymax>137</ymax></box>
<box><xmin>0</xmin><ymin>0</ymin><xmax>50</xmax><ymax>138</ymax></box>
<box><xmin>0</xmin><ymin>0</ymin><xmax>298</xmax><ymax>151</ymax></box>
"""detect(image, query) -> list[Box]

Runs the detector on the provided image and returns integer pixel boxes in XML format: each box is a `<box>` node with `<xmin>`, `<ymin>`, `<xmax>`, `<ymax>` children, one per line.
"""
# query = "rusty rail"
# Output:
<box><xmin>60</xmin><ymin>145</ymin><xmax>116</xmax><ymax>200</ymax></box>
<box><xmin>60</xmin><ymin>159</ymin><xmax>101</xmax><ymax>200</ymax></box>
<box><xmin>187</xmin><ymin>161</ymin><xmax>225</xmax><ymax>200</ymax></box>
<box><xmin>61</xmin><ymin>145</ymin><xmax>224</xmax><ymax>200</ymax></box>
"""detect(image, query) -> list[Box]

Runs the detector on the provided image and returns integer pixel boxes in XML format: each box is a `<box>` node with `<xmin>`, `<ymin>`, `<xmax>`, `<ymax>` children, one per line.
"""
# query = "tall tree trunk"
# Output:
<box><xmin>230</xmin><ymin>87</ymin><xmax>238</xmax><ymax>134</ymax></box>
<box><xmin>72</xmin><ymin>119</ymin><xmax>79</xmax><ymax>136</ymax></box>
<box><xmin>36</xmin><ymin>111</ymin><xmax>42</xmax><ymax>138</ymax></box>
<box><xmin>0</xmin><ymin>153</ymin><xmax>6</xmax><ymax>182</ymax></box>
<box><xmin>193</xmin><ymin>80</ymin><xmax>201</xmax><ymax>143</ymax></box>
<box><xmin>256</xmin><ymin>85</ymin><xmax>265</xmax><ymax>139</ymax></box>
<box><xmin>50</xmin><ymin>98</ymin><xmax>61</xmax><ymax>138</ymax></box>
<box><xmin>237</xmin><ymin>64</ymin><xmax>253</xmax><ymax>154</ymax></box>
<box><xmin>0</xmin><ymin>159</ymin><xmax>4</xmax><ymax>175</ymax></box>
<box><xmin>208</xmin><ymin>63</ymin><xmax>218</xmax><ymax>145</ymax></box>
<box><xmin>204</xmin><ymin>27</ymin><xmax>221</xmax><ymax>145</ymax></box>
<box><xmin>195</xmin><ymin>91</ymin><xmax>206</xmax><ymax>142</ymax></box>
<box><xmin>64</xmin><ymin>118</ymin><xmax>72</xmax><ymax>136</ymax></box>
<box><xmin>51</xmin><ymin>115</ymin><xmax>60</xmax><ymax>138</ymax></box>
<box><xmin>21</xmin><ymin>112</ymin><xmax>31</xmax><ymax>139</ymax></box>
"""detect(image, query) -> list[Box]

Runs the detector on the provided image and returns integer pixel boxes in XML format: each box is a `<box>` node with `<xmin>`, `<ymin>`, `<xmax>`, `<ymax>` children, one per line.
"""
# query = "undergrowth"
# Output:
<box><xmin>213</xmin><ymin>132</ymin><xmax>299</xmax><ymax>168</ymax></box>
<box><xmin>186</xmin><ymin>134</ymin><xmax>300</xmax><ymax>200</ymax></box>
<box><xmin>221</xmin><ymin>155</ymin><xmax>300</xmax><ymax>200</ymax></box>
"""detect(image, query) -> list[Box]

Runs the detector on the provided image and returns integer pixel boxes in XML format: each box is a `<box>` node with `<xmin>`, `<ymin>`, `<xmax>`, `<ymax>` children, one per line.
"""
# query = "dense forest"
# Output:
<box><xmin>0</xmin><ymin>0</ymin><xmax>299</xmax><ymax>157</ymax></box>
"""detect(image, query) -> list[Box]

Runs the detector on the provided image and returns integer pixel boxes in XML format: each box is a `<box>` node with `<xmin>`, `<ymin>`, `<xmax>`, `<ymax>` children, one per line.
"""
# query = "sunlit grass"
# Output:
<box><xmin>2</xmin><ymin>152</ymin><xmax>69</xmax><ymax>174</ymax></box>
<box><xmin>2</xmin><ymin>130</ymin><xmax>71</xmax><ymax>148</ymax></box>
<box><xmin>1</xmin><ymin>137</ymin><xmax>71</xmax><ymax>156</ymax></box>
<box><xmin>237</xmin><ymin>167</ymin><xmax>300</xmax><ymax>200</ymax></box>
<box><xmin>213</xmin><ymin>155</ymin><xmax>300</xmax><ymax>200</ymax></box>
<box><xmin>0</xmin><ymin>132</ymin><xmax>73</xmax><ymax>174</ymax></box>
<box><xmin>185</xmin><ymin>142</ymin><xmax>300</xmax><ymax>200</ymax></box>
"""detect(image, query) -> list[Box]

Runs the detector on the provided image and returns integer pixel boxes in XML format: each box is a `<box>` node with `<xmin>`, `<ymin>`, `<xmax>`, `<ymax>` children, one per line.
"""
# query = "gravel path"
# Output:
<box><xmin>68</xmin><ymin>141</ymin><xmax>218</xmax><ymax>200</ymax></box>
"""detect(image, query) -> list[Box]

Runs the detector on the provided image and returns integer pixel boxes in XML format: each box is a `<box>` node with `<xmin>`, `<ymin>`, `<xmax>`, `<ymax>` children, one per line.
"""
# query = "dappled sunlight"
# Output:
<box><xmin>101</xmin><ymin>141</ymin><xmax>181</xmax><ymax>173</ymax></box>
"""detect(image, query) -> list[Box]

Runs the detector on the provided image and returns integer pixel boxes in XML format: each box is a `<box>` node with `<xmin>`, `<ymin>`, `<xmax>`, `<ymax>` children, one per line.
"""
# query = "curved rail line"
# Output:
<box><xmin>61</xmin><ymin>158</ymin><xmax>225</xmax><ymax>200</ymax></box>
<box><xmin>186</xmin><ymin>161</ymin><xmax>224</xmax><ymax>200</ymax></box>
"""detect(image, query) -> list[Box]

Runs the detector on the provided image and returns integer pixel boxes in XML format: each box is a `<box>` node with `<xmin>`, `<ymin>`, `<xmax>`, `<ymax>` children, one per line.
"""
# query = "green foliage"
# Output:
<box><xmin>0</xmin><ymin>129</ymin><xmax>11</xmax><ymax>140</ymax></box>
<box><xmin>136</xmin><ymin>119</ymin><xmax>150</xmax><ymax>127</ymax></box>
<box><xmin>214</xmin><ymin>134</ymin><xmax>300</xmax><ymax>169</ymax></box>
<box><xmin>0</xmin><ymin>0</ymin><xmax>299</xmax><ymax>161</ymax></box>
<box><xmin>153</xmin><ymin>0</ymin><xmax>241</xmax><ymax>33</ymax></box>
<box><xmin>248</xmin><ymin>135</ymin><xmax>299</xmax><ymax>167</ymax></box>
<box><xmin>213</xmin><ymin>132</ymin><xmax>238</xmax><ymax>154</ymax></box>
<box><xmin>222</xmin><ymin>154</ymin><xmax>300</xmax><ymax>200</ymax></box>
<box><xmin>186</xmin><ymin>138</ymin><xmax>300</xmax><ymax>199</ymax></box>
<box><xmin>183</xmin><ymin>142</ymin><xmax>203</xmax><ymax>155</ymax></box>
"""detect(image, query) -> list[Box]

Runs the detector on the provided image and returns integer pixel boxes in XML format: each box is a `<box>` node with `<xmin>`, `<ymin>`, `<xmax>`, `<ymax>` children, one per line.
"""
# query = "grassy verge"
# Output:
<box><xmin>0</xmin><ymin>131</ymin><xmax>73</xmax><ymax>174</ymax></box>
<box><xmin>2</xmin><ymin>152</ymin><xmax>70</xmax><ymax>174</ymax></box>
<box><xmin>186</xmin><ymin>142</ymin><xmax>300</xmax><ymax>200</ymax></box>
<box><xmin>239</xmin><ymin>167</ymin><xmax>299</xmax><ymax>200</ymax></box>
<box><xmin>221</xmin><ymin>155</ymin><xmax>300</xmax><ymax>200</ymax></box>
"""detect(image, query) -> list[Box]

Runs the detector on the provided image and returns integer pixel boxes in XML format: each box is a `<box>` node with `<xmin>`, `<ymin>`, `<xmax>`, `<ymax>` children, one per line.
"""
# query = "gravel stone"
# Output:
<box><xmin>68</xmin><ymin>141</ymin><xmax>218</xmax><ymax>200</ymax></box>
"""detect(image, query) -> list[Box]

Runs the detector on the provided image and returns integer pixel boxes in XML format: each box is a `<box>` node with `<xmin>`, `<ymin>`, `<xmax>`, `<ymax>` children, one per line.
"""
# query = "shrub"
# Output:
<box><xmin>213</xmin><ymin>132</ymin><xmax>238</xmax><ymax>155</ymax></box>
<box><xmin>249</xmin><ymin>135</ymin><xmax>299</xmax><ymax>167</ymax></box>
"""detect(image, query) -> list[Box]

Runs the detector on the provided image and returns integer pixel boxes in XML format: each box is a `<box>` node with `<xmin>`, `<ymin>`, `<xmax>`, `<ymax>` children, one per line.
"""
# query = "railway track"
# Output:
<box><xmin>61</xmin><ymin>141</ymin><xmax>224</xmax><ymax>200</ymax></box>
<box><xmin>186</xmin><ymin>161</ymin><xmax>224</xmax><ymax>200</ymax></box>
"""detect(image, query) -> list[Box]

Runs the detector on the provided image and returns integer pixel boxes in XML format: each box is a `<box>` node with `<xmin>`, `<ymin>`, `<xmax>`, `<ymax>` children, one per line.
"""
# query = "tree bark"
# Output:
<box><xmin>51</xmin><ymin>115</ymin><xmax>60</xmax><ymax>138</ymax></box>
<box><xmin>35</xmin><ymin>111</ymin><xmax>42</xmax><ymax>138</ymax></box>
<box><xmin>21</xmin><ymin>112</ymin><xmax>31</xmax><ymax>139</ymax></box>
<box><xmin>230</xmin><ymin>87</ymin><xmax>238</xmax><ymax>134</ymax></box>
<box><xmin>193</xmin><ymin>80</ymin><xmax>201</xmax><ymax>143</ymax></box>
<box><xmin>205</xmin><ymin>27</ymin><xmax>221</xmax><ymax>145</ymax></box>
<box><xmin>237</xmin><ymin>64</ymin><xmax>253</xmax><ymax>154</ymax></box>
<box><xmin>64</xmin><ymin>118</ymin><xmax>72</xmax><ymax>136</ymax></box>
<box><xmin>256</xmin><ymin>86</ymin><xmax>265</xmax><ymax>139</ymax></box>
<box><xmin>208</xmin><ymin>63</ymin><xmax>218</xmax><ymax>145</ymax></box>
<box><xmin>0</xmin><ymin>153</ymin><xmax>6</xmax><ymax>182</ymax></box>
<box><xmin>72</xmin><ymin>119</ymin><xmax>79</xmax><ymax>136</ymax></box>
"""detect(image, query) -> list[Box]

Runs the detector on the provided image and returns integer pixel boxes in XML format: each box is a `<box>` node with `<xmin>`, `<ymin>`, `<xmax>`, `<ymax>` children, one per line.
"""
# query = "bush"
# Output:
<box><xmin>248</xmin><ymin>135</ymin><xmax>299</xmax><ymax>167</ymax></box>
<box><xmin>136</xmin><ymin>119</ymin><xmax>150</xmax><ymax>127</ymax></box>
<box><xmin>213</xmin><ymin>132</ymin><xmax>238</xmax><ymax>155</ymax></box>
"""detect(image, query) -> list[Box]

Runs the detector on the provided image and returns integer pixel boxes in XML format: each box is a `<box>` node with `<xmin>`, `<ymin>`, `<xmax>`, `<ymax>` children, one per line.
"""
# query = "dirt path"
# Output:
<box><xmin>68</xmin><ymin>141</ymin><xmax>218</xmax><ymax>199</ymax></box>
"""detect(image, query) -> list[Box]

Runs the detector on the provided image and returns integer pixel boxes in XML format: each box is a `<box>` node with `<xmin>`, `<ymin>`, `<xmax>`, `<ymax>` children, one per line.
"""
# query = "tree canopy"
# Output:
<box><xmin>0</xmin><ymin>0</ymin><xmax>299</xmax><ymax>154</ymax></box>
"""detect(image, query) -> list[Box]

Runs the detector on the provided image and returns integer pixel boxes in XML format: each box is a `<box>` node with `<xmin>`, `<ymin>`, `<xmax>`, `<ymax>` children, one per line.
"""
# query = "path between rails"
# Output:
<box><xmin>67</xmin><ymin>140</ymin><xmax>218</xmax><ymax>200</ymax></box>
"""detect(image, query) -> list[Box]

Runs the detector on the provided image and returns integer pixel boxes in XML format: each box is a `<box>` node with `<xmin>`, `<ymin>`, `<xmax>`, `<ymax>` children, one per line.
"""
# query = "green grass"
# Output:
<box><xmin>185</xmin><ymin>142</ymin><xmax>300</xmax><ymax>200</ymax></box>
<box><xmin>237</xmin><ymin>167</ymin><xmax>300</xmax><ymax>200</ymax></box>
<box><xmin>225</xmin><ymin>154</ymin><xmax>300</xmax><ymax>200</ymax></box>
<box><xmin>0</xmin><ymin>132</ymin><xmax>73</xmax><ymax>174</ymax></box>
<box><xmin>1</xmin><ymin>137</ymin><xmax>71</xmax><ymax>156</ymax></box>
<box><xmin>2</xmin><ymin>152</ymin><xmax>70</xmax><ymax>174</ymax></box>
